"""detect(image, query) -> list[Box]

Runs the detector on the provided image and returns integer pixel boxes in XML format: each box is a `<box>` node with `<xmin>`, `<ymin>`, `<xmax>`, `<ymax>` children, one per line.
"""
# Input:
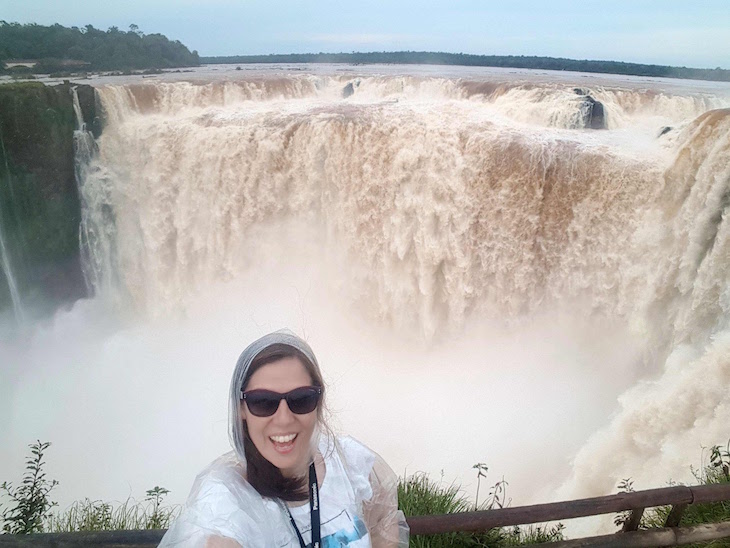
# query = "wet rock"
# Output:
<box><xmin>342</xmin><ymin>79</ymin><xmax>361</xmax><ymax>99</ymax></box>
<box><xmin>582</xmin><ymin>95</ymin><xmax>606</xmax><ymax>129</ymax></box>
<box><xmin>572</xmin><ymin>90</ymin><xmax>606</xmax><ymax>129</ymax></box>
<box><xmin>0</xmin><ymin>81</ymin><xmax>94</xmax><ymax>314</ymax></box>
<box><xmin>342</xmin><ymin>82</ymin><xmax>355</xmax><ymax>98</ymax></box>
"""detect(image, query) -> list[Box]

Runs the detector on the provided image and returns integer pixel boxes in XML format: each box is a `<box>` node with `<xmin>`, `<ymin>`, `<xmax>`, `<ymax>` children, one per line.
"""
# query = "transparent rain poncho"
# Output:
<box><xmin>159</xmin><ymin>331</ymin><xmax>409</xmax><ymax>547</ymax></box>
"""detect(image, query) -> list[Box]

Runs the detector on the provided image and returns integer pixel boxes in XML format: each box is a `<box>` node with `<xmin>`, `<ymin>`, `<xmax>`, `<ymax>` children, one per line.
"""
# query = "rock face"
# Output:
<box><xmin>574</xmin><ymin>88</ymin><xmax>606</xmax><ymax>129</ymax></box>
<box><xmin>342</xmin><ymin>82</ymin><xmax>355</xmax><ymax>98</ymax></box>
<box><xmin>342</xmin><ymin>79</ymin><xmax>361</xmax><ymax>99</ymax></box>
<box><xmin>0</xmin><ymin>81</ymin><xmax>94</xmax><ymax>317</ymax></box>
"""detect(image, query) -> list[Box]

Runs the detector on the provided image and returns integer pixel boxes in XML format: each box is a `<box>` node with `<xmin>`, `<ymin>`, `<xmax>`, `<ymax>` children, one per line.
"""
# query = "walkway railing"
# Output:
<box><xmin>0</xmin><ymin>483</ymin><xmax>729</xmax><ymax>547</ymax></box>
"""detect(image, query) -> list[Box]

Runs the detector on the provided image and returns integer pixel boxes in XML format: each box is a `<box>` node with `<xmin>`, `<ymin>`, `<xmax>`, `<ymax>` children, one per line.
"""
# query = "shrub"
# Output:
<box><xmin>0</xmin><ymin>440</ymin><xmax>58</xmax><ymax>534</ymax></box>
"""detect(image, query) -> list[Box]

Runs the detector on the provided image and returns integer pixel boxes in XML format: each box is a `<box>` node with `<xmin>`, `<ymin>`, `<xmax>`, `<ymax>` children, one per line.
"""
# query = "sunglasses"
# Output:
<box><xmin>241</xmin><ymin>386</ymin><xmax>322</xmax><ymax>417</ymax></box>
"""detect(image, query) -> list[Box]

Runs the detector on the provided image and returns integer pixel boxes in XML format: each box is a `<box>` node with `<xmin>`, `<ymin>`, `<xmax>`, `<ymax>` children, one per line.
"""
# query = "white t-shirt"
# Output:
<box><xmin>283</xmin><ymin>436</ymin><xmax>372</xmax><ymax>547</ymax></box>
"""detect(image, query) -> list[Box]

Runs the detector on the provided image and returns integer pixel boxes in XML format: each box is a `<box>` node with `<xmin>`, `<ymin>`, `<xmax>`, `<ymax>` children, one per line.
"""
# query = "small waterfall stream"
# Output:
<box><xmin>0</xmin><ymin>125</ymin><xmax>24</xmax><ymax>322</ymax></box>
<box><xmin>71</xmin><ymin>85</ymin><xmax>98</xmax><ymax>297</ymax></box>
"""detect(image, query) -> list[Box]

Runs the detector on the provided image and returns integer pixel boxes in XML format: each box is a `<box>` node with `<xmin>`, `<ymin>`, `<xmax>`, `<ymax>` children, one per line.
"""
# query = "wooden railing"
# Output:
<box><xmin>0</xmin><ymin>483</ymin><xmax>729</xmax><ymax>547</ymax></box>
<box><xmin>408</xmin><ymin>483</ymin><xmax>730</xmax><ymax>547</ymax></box>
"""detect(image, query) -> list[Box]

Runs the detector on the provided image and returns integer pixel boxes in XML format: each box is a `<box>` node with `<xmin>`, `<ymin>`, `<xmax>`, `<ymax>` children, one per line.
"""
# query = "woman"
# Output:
<box><xmin>159</xmin><ymin>330</ymin><xmax>409</xmax><ymax>547</ymax></box>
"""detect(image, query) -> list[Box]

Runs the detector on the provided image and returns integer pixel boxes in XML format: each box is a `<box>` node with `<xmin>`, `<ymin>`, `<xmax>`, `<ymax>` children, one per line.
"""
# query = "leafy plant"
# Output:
<box><xmin>145</xmin><ymin>486</ymin><xmax>172</xmax><ymax>529</ymax></box>
<box><xmin>473</xmin><ymin>463</ymin><xmax>489</xmax><ymax>509</ymax></box>
<box><xmin>613</xmin><ymin>477</ymin><xmax>635</xmax><ymax>528</ymax></box>
<box><xmin>485</xmin><ymin>478</ymin><xmax>510</xmax><ymax>511</ymax></box>
<box><xmin>0</xmin><ymin>440</ymin><xmax>58</xmax><ymax>534</ymax></box>
<box><xmin>710</xmin><ymin>441</ymin><xmax>730</xmax><ymax>482</ymax></box>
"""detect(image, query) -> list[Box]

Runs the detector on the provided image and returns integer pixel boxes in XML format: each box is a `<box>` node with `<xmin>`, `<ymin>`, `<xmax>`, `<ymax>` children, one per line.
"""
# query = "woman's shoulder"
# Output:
<box><xmin>331</xmin><ymin>435</ymin><xmax>378</xmax><ymax>465</ymax></box>
<box><xmin>186</xmin><ymin>451</ymin><xmax>262</xmax><ymax>507</ymax></box>
<box><xmin>193</xmin><ymin>451</ymin><xmax>244</xmax><ymax>486</ymax></box>
<box><xmin>321</xmin><ymin>435</ymin><xmax>381</xmax><ymax>501</ymax></box>
<box><xmin>160</xmin><ymin>453</ymin><xmax>281</xmax><ymax>547</ymax></box>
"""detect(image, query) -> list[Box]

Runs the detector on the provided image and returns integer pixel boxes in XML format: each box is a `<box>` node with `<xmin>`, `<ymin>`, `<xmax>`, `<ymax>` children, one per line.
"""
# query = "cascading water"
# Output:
<box><xmin>0</xmin><ymin>126</ymin><xmax>24</xmax><ymax>323</ymax></box>
<box><xmin>4</xmin><ymin>68</ymin><xmax>730</xmax><ymax>520</ymax></box>
<box><xmin>81</xmin><ymin>76</ymin><xmax>726</xmax><ymax>337</ymax></box>
<box><xmin>71</xmin><ymin>86</ymin><xmax>100</xmax><ymax>297</ymax></box>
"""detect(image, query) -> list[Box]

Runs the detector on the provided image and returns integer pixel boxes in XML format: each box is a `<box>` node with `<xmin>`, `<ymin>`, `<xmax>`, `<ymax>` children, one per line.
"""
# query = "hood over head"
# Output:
<box><xmin>228</xmin><ymin>329</ymin><xmax>322</xmax><ymax>463</ymax></box>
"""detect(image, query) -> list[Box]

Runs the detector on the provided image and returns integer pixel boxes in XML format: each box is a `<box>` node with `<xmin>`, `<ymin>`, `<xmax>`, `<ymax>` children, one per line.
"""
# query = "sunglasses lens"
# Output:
<box><xmin>286</xmin><ymin>387</ymin><xmax>321</xmax><ymax>414</ymax></box>
<box><xmin>243</xmin><ymin>387</ymin><xmax>321</xmax><ymax>417</ymax></box>
<box><xmin>245</xmin><ymin>392</ymin><xmax>281</xmax><ymax>417</ymax></box>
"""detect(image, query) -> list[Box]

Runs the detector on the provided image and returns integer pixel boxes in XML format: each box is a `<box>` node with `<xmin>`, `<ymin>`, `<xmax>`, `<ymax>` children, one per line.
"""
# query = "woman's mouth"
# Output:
<box><xmin>270</xmin><ymin>433</ymin><xmax>297</xmax><ymax>453</ymax></box>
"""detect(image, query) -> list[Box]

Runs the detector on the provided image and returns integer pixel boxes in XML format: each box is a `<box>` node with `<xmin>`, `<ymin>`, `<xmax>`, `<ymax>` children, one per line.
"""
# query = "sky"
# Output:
<box><xmin>2</xmin><ymin>0</ymin><xmax>729</xmax><ymax>69</ymax></box>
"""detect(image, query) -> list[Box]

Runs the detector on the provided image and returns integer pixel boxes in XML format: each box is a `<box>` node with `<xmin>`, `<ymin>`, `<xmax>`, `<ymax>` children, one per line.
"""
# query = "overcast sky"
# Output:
<box><xmin>3</xmin><ymin>0</ymin><xmax>729</xmax><ymax>69</ymax></box>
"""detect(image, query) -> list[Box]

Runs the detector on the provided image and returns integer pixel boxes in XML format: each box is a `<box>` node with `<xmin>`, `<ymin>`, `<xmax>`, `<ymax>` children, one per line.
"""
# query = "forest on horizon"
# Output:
<box><xmin>203</xmin><ymin>51</ymin><xmax>730</xmax><ymax>82</ymax></box>
<box><xmin>1</xmin><ymin>22</ymin><xmax>729</xmax><ymax>82</ymax></box>
<box><xmin>0</xmin><ymin>22</ymin><xmax>200</xmax><ymax>73</ymax></box>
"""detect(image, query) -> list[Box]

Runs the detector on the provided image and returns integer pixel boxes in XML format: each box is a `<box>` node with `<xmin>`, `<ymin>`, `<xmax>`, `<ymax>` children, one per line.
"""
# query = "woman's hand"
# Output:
<box><xmin>205</xmin><ymin>535</ymin><xmax>242</xmax><ymax>548</ymax></box>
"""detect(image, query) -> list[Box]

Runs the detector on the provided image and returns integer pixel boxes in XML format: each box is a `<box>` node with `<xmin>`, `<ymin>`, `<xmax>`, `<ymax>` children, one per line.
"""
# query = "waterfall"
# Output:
<box><xmin>0</xmin><ymin>125</ymin><xmax>24</xmax><ymax>322</ymax></box>
<box><xmin>77</xmin><ymin>75</ymin><xmax>730</xmax><ymax>486</ymax></box>
<box><xmin>71</xmin><ymin>86</ymin><xmax>99</xmax><ymax>298</ymax></box>
<box><xmin>6</xmin><ymin>70</ymin><xmax>730</xmax><ymax>513</ymax></box>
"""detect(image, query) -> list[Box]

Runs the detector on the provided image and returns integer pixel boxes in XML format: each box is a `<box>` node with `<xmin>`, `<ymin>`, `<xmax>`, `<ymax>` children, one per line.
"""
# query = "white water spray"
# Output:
<box><xmin>4</xmin><ymin>70</ymin><xmax>730</xmax><ymax>519</ymax></box>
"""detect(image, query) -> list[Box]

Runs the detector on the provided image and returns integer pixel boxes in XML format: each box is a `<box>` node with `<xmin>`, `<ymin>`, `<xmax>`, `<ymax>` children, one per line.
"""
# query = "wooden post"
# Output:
<box><xmin>622</xmin><ymin>507</ymin><xmax>645</xmax><ymax>532</ymax></box>
<box><xmin>664</xmin><ymin>503</ymin><xmax>687</xmax><ymax>527</ymax></box>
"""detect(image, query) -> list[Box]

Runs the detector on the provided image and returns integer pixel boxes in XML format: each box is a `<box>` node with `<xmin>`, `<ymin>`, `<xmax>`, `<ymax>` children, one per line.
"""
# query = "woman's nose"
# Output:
<box><xmin>271</xmin><ymin>399</ymin><xmax>295</xmax><ymax>423</ymax></box>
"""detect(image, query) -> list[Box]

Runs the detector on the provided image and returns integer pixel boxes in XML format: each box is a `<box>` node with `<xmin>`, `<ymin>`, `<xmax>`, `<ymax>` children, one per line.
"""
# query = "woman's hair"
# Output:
<box><xmin>229</xmin><ymin>332</ymin><xmax>328</xmax><ymax>501</ymax></box>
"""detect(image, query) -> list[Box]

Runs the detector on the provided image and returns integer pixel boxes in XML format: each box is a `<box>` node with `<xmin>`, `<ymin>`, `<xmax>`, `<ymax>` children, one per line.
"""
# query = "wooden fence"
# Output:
<box><xmin>1</xmin><ymin>483</ymin><xmax>729</xmax><ymax>547</ymax></box>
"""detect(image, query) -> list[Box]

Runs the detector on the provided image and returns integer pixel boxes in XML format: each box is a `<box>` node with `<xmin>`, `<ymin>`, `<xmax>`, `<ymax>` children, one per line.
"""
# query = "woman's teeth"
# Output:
<box><xmin>270</xmin><ymin>433</ymin><xmax>297</xmax><ymax>443</ymax></box>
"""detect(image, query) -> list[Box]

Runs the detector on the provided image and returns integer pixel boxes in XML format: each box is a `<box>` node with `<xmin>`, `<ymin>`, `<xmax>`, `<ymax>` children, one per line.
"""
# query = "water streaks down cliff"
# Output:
<box><xmin>7</xmin><ymin>71</ymin><xmax>730</xmax><ymax>511</ymax></box>
<box><xmin>83</xmin><ymin>77</ymin><xmax>726</xmax><ymax>338</ymax></box>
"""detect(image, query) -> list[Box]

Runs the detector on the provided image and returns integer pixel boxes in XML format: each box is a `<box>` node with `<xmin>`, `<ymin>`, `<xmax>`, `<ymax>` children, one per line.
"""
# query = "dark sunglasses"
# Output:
<box><xmin>241</xmin><ymin>386</ymin><xmax>322</xmax><ymax>417</ymax></box>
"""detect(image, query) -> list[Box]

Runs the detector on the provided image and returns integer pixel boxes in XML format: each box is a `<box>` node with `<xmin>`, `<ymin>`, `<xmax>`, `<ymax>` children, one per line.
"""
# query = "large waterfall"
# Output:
<box><xmin>3</xmin><ymin>67</ymin><xmax>730</xmax><ymax>521</ymax></box>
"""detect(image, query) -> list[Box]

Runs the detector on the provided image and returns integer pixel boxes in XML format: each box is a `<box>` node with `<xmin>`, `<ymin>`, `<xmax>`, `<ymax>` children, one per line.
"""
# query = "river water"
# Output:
<box><xmin>2</xmin><ymin>65</ymin><xmax>730</xmax><ymax>530</ymax></box>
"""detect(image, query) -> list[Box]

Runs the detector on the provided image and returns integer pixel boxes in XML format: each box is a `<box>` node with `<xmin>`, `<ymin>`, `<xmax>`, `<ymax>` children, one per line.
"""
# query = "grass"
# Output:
<box><xmin>640</xmin><ymin>465</ymin><xmax>730</xmax><ymax>547</ymax></box>
<box><xmin>397</xmin><ymin>472</ymin><xmax>564</xmax><ymax>547</ymax></box>
<box><xmin>45</xmin><ymin>487</ymin><xmax>180</xmax><ymax>532</ymax></box>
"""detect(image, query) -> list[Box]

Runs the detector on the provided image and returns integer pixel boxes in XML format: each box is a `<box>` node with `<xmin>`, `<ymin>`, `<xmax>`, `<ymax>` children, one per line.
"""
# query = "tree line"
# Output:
<box><xmin>0</xmin><ymin>22</ymin><xmax>200</xmax><ymax>73</ymax></box>
<box><xmin>203</xmin><ymin>51</ymin><xmax>730</xmax><ymax>82</ymax></box>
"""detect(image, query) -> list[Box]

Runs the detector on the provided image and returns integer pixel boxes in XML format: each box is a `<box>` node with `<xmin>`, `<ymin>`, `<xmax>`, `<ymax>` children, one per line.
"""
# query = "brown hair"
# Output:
<box><xmin>240</xmin><ymin>343</ymin><xmax>325</xmax><ymax>501</ymax></box>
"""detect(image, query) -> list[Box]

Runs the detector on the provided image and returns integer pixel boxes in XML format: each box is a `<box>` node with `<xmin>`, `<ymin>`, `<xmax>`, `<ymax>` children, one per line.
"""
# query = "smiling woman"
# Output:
<box><xmin>158</xmin><ymin>330</ymin><xmax>409</xmax><ymax>547</ymax></box>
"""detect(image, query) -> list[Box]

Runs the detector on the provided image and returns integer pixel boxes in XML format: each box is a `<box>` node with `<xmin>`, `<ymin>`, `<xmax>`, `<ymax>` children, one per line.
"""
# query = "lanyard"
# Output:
<box><xmin>284</xmin><ymin>462</ymin><xmax>320</xmax><ymax>548</ymax></box>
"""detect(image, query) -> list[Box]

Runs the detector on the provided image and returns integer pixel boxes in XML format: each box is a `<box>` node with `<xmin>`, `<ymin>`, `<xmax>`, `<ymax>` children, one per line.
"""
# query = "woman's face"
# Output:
<box><xmin>241</xmin><ymin>356</ymin><xmax>318</xmax><ymax>477</ymax></box>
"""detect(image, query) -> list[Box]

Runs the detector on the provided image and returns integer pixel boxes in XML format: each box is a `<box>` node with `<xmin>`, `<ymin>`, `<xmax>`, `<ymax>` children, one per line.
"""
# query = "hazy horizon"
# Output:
<box><xmin>3</xmin><ymin>0</ymin><xmax>729</xmax><ymax>70</ymax></box>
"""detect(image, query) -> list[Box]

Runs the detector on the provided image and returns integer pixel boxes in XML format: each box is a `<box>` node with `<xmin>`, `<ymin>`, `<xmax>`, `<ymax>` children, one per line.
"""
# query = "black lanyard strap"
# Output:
<box><xmin>284</xmin><ymin>462</ymin><xmax>320</xmax><ymax>548</ymax></box>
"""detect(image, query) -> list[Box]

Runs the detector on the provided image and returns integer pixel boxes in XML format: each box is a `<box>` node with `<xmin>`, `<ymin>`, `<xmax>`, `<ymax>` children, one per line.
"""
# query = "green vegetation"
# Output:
<box><xmin>398</xmin><ymin>471</ymin><xmax>564</xmax><ymax>546</ymax></box>
<box><xmin>3</xmin><ymin>440</ymin><xmax>730</xmax><ymax>546</ymax></box>
<box><xmin>639</xmin><ymin>442</ymin><xmax>730</xmax><ymax>547</ymax></box>
<box><xmin>0</xmin><ymin>441</ymin><xmax>58</xmax><ymax>534</ymax></box>
<box><xmin>0</xmin><ymin>81</ymin><xmax>86</xmax><ymax>313</ymax></box>
<box><xmin>202</xmin><ymin>51</ymin><xmax>730</xmax><ymax>82</ymax></box>
<box><xmin>0</xmin><ymin>22</ymin><xmax>200</xmax><ymax>73</ymax></box>
<box><xmin>0</xmin><ymin>442</ymin><xmax>179</xmax><ymax>534</ymax></box>
<box><xmin>46</xmin><ymin>487</ymin><xmax>179</xmax><ymax>532</ymax></box>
